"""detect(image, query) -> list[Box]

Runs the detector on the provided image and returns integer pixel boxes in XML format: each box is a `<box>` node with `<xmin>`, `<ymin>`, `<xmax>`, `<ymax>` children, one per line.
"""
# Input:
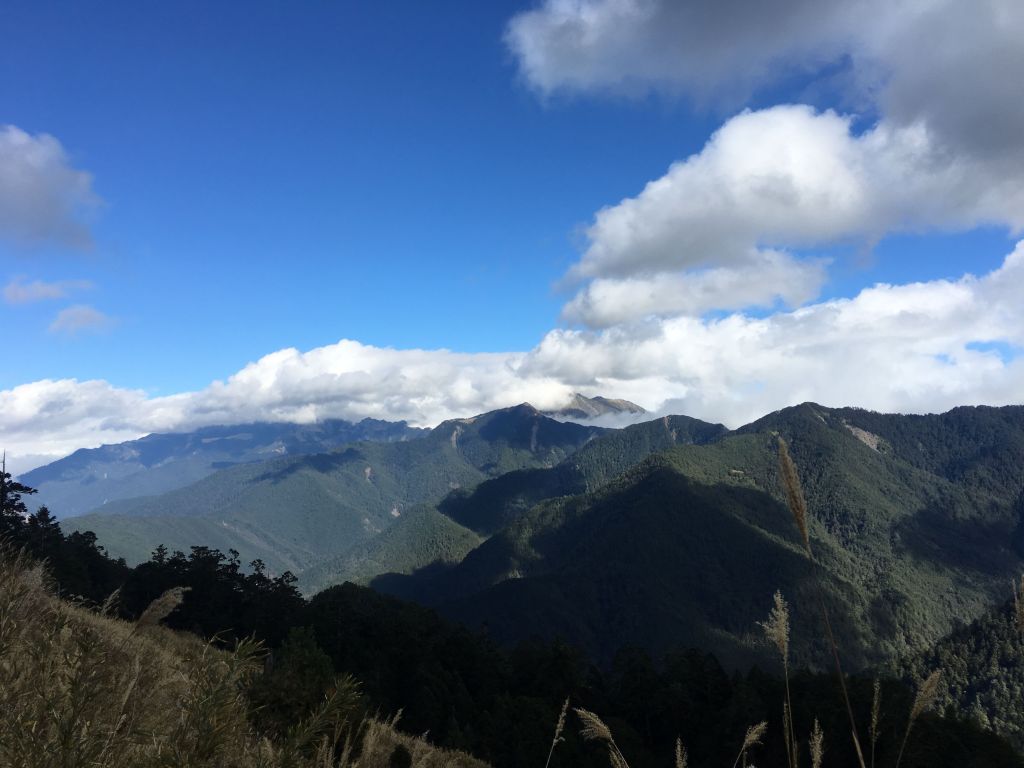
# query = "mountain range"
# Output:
<box><xmin>393</xmin><ymin>403</ymin><xmax>1024</xmax><ymax>669</ymax></box>
<box><xmin>25</xmin><ymin>397</ymin><xmax>1024</xmax><ymax>678</ymax></box>
<box><xmin>65</xmin><ymin>404</ymin><xmax>605</xmax><ymax>573</ymax></box>
<box><xmin>21</xmin><ymin>418</ymin><xmax>425</xmax><ymax>517</ymax></box>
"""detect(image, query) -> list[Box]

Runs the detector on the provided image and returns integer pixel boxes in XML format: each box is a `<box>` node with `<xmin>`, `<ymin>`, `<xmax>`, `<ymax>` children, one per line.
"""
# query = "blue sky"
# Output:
<box><xmin>2</xmin><ymin>0</ymin><xmax>721</xmax><ymax>391</ymax></box>
<box><xmin>2</xmin><ymin>0</ymin><xmax>1023</xmax><ymax>470</ymax></box>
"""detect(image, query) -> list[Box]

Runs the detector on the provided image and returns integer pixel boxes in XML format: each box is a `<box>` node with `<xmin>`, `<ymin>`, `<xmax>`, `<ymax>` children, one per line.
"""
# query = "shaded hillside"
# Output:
<box><xmin>901</xmin><ymin>594</ymin><xmax>1024</xmax><ymax>751</ymax></box>
<box><xmin>68</xmin><ymin>405</ymin><xmax>602</xmax><ymax>574</ymax></box>
<box><xmin>22</xmin><ymin>418</ymin><xmax>426</xmax><ymax>518</ymax></box>
<box><xmin>380</xmin><ymin>404</ymin><xmax>1024</xmax><ymax>671</ymax></box>
<box><xmin>300</xmin><ymin>506</ymin><xmax>483</xmax><ymax>593</ymax></box>
<box><xmin>439</xmin><ymin>414</ymin><xmax>728</xmax><ymax>538</ymax></box>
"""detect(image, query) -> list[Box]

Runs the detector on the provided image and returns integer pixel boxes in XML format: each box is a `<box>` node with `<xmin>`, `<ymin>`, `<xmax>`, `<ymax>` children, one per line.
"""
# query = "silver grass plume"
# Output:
<box><xmin>810</xmin><ymin>719</ymin><xmax>824</xmax><ymax>768</ymax></box>
<box><xmin>732</xmin><ymin>722</ymin><xmax>767</xmax><ymax>768</ymax></box>
<box><xmin>675</xmin><ymin>738</ymin><xmax>688</xmax><ymax>768</ymax></box>
<box><xmin>760</xmin><ymin>590</ymin><xmax>790</xmax><ymax>664</ymax></box>
<box><xmin>575</xmin><ymin>708</ymin><xmax>630</xmax><ymax>768</ymax></box>
<box><xmin>575</xmin><ymin>708</ymin><xmax>612</xmax><ymax>743</ymax></box>
<box><xmin>895</xmin><ymin>670</ymin><xmax>943</xmax><ymax>768</ymax></box>
<box><xmin>544</xmin><ymin>698</ymin><xmax>569</xmax><ymax>768</ymax></box>
<box><xmin>870</xmin><ymin>679</ymin><xmax>881</xmax><ymax>768</ymax></box>
<box><xmin>909</xmin><ymin>670</ymin><xmax>942</xmax><ymax>721</ymax></box>
<box><xmin>777</xmin><ymin>437</ymin><xmax>811</xmax><ymax>556</ymax></box>
<box><xmin>136</xmin><ymin>586</ymin><xmax>190</xmax><ymax>629</ymax></box>
<box><xmin>1013</xmin><ymin>575</ymin><xmax>1024</xmax><ymax>634</ymax></box>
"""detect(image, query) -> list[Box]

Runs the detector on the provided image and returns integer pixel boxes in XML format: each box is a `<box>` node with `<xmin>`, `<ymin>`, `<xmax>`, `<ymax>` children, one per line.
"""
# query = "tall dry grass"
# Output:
<box><xmin>0</xmin><ymin>546</ymin><xmax>486</xmax><ymax>768</ymax></box>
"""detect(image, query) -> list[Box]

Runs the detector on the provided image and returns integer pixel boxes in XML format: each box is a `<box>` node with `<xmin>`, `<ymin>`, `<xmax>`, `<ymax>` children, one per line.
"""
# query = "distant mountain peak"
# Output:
<box><xmin>543</xmin><ymin>393</ymin><xmax>646</xmax><ymax>421</ymax></box>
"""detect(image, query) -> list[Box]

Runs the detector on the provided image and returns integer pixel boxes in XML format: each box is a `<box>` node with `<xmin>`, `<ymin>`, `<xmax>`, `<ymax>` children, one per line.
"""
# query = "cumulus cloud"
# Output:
<box><xmin>0</xmin><ymin>125</ymin><xmax>100</xmax><ymax>248</ymax></box>
<box><xmin>563</xmin><ymin>104</ymin><xmax>1024</xmax><ymax>323</ymax></box>
<box><xmin>4</xmin><ymin>277</ymin><xmax>93</xmax><ymax>305</ymax></box>
<box><xmin>6</xmin><ymin>245</ymin><xmax>1024</xmax><ymax>473</ymax></box>
<box><xmin>506</xmin><ymin>0</ymin><xmax>1024</xmax><ymax>164</ymax></box>
<box><xmin>1</xmin><ymin>379</ymin><xmax>154</xmax><ymax>469</ymax></box>
<box><xmin>49</xmin><ymin>305</ymin><xmax>115</xmax><ymax>336</ymax></box>
<box><xmin>506</xmin><ymin>0</ymin><xmax>872</xmax><ymax>101</ymax></box>
<box><xmin>511</xmin><ymin>1</ymin><xmax>1024</xmax><ymax>324</ymax></box>
<box><xmin>863</xmin><ymin>0</ymin><xmax>1024</xmax><ymax>165</ymax></box>
<box><xmin>527</xmin><ymin>242</ymin><xmax>1024</xmax><ymax>422</ymax></box>
<box><xmin>563</xmin><ymin>250</ymin><xmax>827</xmax><ymax>327</ymax></box>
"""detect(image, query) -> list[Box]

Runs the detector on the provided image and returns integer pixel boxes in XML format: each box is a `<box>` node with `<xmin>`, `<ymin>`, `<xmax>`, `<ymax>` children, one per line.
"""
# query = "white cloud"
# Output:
<box><xmin>526</xmin><ymin>242</ymin><xmax>1024</xmax><ymax>423</ymax></box>
<box><xmin>506</xmin><ymin>0</ymin><xmax>1024</xmax><ymax>166</ymax></box>
<box><xmin>863</xmin><ymin>0</ymin><xmax>1024</xmax><ymax>165</ymax></box>
<box><xmin>49</xmin><ymin>305</ymin><xmax>115</xmax><ymax>336</ymax></box>
<box><xmin>562</xmin><ymin>104</ymin><xmax>1024</xmax><ymax>324</ymax></box>
<box><xmin>0</xmin><ymin>379</ymin><xmax>153</xmax><ymax>472</ymax></box>
<box><xmin>563</xmin><ymin>250</ymin><xmax>827</xmax><ymax>327</ymax></box>
<box><xmin>5</xmin><ymin>245</ymin><xmax>1024</xmax><ymax>473</ymax></box>
<box><xmin>510</xmin><ymin>1</ymin><xmax>1024</xmax><ymax>324</ymax></box>
<box><xmin>506</xmin><ymin>0</ymin><xmax>874</xmax><ymax>102</ymax></box>
<box><xmin>0</xmin><ymin>125</ymin><xmax>100</xmax><ymax>248</ymax></box>
<box><xmin>4</xmin><ymin>277</ymin><xmax>93</xmax><ymax>305</ymax></box>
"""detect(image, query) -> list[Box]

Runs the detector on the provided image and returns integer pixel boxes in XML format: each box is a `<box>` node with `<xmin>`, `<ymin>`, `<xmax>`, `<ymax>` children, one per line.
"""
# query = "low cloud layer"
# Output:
<box><xmin>0</xmin><ymin>125</ymin><xmax>100</xmax><ymax>248</ymax></box>
<box><xmin>6</xmin><ymin>245</ymin><xmax>1023</xmax><ymax>473</ymax></box>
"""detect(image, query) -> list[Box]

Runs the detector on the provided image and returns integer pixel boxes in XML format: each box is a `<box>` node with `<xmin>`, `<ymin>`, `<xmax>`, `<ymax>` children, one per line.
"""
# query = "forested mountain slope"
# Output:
<box><xmin>67</xmin><ymin>405</ymin><xmax>602</xmax><ymax>573</ymax></box>
<box><xmin>379</xmin><ymin>404</ymin><xmax>1024</xmax><ymax>670</ymax></box>
<box><xmin>22</xmin><ymin>418</ymin><xmax>425</xmax><ymax>518</ymax></box>
<box><xmin>301</xmin><ymin>414</ymin><xmax>727</xmax><ymax>590</ymax></box>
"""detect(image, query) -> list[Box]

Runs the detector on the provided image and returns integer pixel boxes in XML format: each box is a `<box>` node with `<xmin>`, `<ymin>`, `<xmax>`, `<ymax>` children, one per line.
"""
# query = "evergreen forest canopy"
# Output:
<box><xmin>5</xmin><ymin>401</ymin><xmax>1024</xmax><ymax>767</ymax></box>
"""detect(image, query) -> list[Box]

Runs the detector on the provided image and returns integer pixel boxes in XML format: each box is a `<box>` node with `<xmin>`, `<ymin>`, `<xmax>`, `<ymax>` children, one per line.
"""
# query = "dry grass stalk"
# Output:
<box><xmin>777</xmin><ymin>438</ymin><xmax>811</xmax><ymax>556</ymax></box>
<box><xmin>135</xmin><ymin>585</ymin><xmax>190</xmax><ymax>630</ymax></box>
<box><xmin>782</xmin><ymin>701</ymin><xmax>794</xmax><ymax>768</ymax></box>
<box><xmin>576</xmin><ymin>708</ymin><xmax>613</xmax><ymax>743</ymax></box>
<box><xmin>100</xmin><ymin>587</ymin><xmax>121</xmax><ymax>617</ymax></box>
<box><xmin>544</xmin><ymin>697</ymin><xmax>569</xmax><ymax>768</ymax></box>
<box><xmin>776</xmin><ymin>437</ymin><xmax>866</xmax><ymax>768</ymax></box>
<box><xmin>575</xmin><ymin>708</ymin><xmax>630</xmax><ymax>768</ymax></box>
<box><xmin>674</xmin><ymin>737</ymin><xmax>687</xmax><ymax>768</ymax></box>
<box><xmin>1013</xmin><ymin>575</ymin><xmax>1024</xmax><ymax>634</ymax></box>
<box><xmin>0</xmin><ymin>546</ymin><xmax>486</xmax><ymax>768</ymax></box>
<box><xmin>608</xmin><ymin>748</ymin><xmax>629</xmax><ymax>768</ymax></box>
<box><xmin>761</xmin><ymin>590</ymin><xmax>797</xmax><ymax>768</ymax></box>
<box><xmin>809</xmin><ymin>719</ymin><xmax>824</xmax><ymax>768</ymax></box>
<box><xmin>731</xmin><ymin>721</ymin><xmax>767</xmax><ymax>768</ymax></box>
<box><xmin>909</xmin><ymin>670</ymin><xmax>942</xmax><ymax>721</ymax></box>
<box><xmin>869</xmin><ymin>679</ymin><xmax>881</xmax><ymax>768</ymax></box>
<box><xmin>895</xmin><ymin>670</ymin><xmax>943</xmax><ymax>768</ymax></box>
<box><xmin>760</xmin><ymin>590</ymin><xmax>790</xmax><ymax>663</ymax></box>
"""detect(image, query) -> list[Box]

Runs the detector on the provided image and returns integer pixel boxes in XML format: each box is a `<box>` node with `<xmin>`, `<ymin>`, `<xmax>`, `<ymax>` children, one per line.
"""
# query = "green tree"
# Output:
<box><xmin>0</xmin><ymin>453</ymin><xmax>36</xmax><ymax>537</ymax></box>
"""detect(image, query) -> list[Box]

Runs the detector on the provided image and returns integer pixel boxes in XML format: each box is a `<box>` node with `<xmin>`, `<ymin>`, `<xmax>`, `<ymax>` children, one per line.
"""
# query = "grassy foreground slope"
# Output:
<box><xmin>0</xmin><ymin>550</ymin><xmax>485</xmax><ymax>768</ymax></box>
<box><xmin>68</xmin><ymin>405</ymin><xmax>602</xmax><ymax>573</ymax></box>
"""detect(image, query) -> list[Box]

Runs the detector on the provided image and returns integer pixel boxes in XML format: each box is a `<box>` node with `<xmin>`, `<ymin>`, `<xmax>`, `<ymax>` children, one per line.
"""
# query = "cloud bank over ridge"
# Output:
<box><xmin>5</xmin><ymin>244</ymin><xmax>1024</xmax><ymax>472</ymax></box>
